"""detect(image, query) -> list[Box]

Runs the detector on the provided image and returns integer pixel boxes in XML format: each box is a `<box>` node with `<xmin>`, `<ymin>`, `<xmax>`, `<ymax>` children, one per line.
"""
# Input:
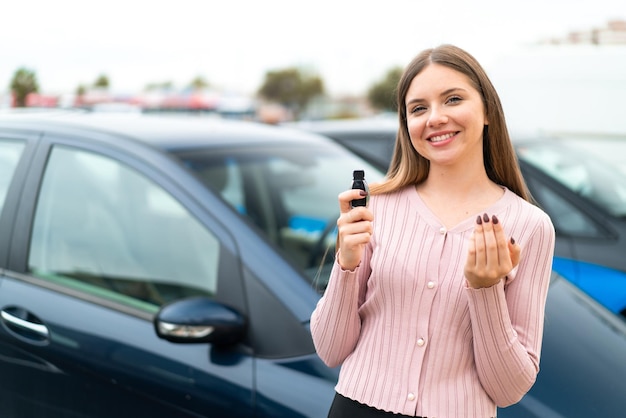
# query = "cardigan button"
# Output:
<box><xmin>407</xmin><ymin>392</ymin><xmax>416</xmax><ymax>401</ymax></box>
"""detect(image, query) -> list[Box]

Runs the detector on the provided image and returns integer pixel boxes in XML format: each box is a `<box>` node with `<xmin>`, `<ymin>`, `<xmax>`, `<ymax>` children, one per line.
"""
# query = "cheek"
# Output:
<box><xmin>407</xmin><ymin>119</ymin><xmax>424</xmax><ymax>152</ymax></box>
<box><xmin>406</xmin><ymin>117</ymin><xmax>425</xmax><ymax>145</ymax></box>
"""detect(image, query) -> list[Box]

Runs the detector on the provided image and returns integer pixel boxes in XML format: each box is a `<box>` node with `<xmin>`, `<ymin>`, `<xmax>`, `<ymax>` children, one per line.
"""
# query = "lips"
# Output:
<box><xmin>428</xmin><ymin>132</ymin><xmax>457</xmax><ymax>142</ymax></box>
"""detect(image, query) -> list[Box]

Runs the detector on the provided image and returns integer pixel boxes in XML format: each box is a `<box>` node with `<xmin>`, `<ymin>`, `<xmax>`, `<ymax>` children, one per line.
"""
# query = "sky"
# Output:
<box><xmin>1</xmin><ymin>0</ymin><xmax>625</xmax><ymax>97</ymax></box>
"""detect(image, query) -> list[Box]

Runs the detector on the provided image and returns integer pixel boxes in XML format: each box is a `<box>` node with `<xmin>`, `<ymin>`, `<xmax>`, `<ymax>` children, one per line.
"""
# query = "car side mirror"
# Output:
<box><xmin>154</xmin><ymin>297</ymin><xmax>246</xmax><ymax>345</ymax></box>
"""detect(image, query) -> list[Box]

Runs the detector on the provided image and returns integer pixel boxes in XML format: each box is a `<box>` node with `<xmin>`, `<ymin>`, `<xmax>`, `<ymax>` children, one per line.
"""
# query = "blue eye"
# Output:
<box><xmin>447</xmin><ymin>96</ymin><xmax>462</xmax><ymax>104</ymax></box>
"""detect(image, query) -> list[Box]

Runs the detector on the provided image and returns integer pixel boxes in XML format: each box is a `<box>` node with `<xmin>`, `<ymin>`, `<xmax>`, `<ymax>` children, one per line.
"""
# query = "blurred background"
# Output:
<box><xmin>2</xmin><ymin>0</ymin><xmax>625</xmax><ymax>133</ymax></box>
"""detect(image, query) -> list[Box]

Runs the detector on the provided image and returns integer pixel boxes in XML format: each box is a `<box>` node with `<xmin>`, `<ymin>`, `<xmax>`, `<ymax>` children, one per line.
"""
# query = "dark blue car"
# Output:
<box><xmin>1</xmin><ymin>113</ymin><xmax>626</xmax><ymax>417</ymax></box>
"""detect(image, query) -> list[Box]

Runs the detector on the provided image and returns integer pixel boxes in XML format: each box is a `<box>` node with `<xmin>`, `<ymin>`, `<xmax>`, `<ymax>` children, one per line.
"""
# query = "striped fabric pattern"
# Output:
<box><xmin>311</xmin><ymin>186</ymin><xmax>555</xmax><ymax>418</ymax></box>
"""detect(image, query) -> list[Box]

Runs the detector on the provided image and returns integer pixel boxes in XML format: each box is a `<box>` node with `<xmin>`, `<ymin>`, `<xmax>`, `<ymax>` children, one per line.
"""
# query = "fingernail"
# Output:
<box><xmin>492</xmin><ymin>215</ymin><xmax>499</xmax><ymax>224</ymax></box>
<box><xmin>483</xmin><ymin>213</ymin><xmax>489</xmax><ymax>223</ymax></box>
<box><xmin>476</xmin><ymin>215</ymin><xmax>482</xmax><ymax>225</ymax></box>
<box><xmin>359</xmin><ymin>190</ymin><xmax>368</xmax><ymax>196</ymax></box>
<box><xmin>510</xmin><ymin>237</ymin><xmax>516</xmax><ymax>245</ymax></box>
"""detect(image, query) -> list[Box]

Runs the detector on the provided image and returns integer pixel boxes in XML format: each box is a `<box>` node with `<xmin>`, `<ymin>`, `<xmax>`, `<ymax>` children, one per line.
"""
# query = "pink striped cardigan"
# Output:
<box><xmin>311</xmin><ymin>186</ymin><xmax>555</xmax><ymax>418</ymax></box>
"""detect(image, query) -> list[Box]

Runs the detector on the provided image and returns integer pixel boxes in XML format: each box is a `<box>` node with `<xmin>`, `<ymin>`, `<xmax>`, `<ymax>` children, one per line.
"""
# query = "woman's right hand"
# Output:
<box><xmin>336</xmin><ymin>189</ymin><xmax>374</xmax><ymax>271</ymax></box>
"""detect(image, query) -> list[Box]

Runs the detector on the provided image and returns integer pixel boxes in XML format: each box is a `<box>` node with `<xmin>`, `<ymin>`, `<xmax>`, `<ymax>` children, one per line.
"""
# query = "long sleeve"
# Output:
<box><xmin>308</xmin><ymin>186</ymin><xmax>555</xmax><ymax>418</ymax></box>
<box><xmin>310</xmin><ymin>244</ymin><xmax>372</xmax><ymax>368</ymax></box>
<box><xmin>467</xmin><ymin>212</ymin><xmax>555</xmax><ymax>406</ymax></box>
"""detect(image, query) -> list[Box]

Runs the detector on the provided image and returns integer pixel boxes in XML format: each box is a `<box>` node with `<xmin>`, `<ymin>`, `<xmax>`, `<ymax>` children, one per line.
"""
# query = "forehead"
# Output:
<box><xmin>407</xmin><ymin>63</ymin><xmax>476</xmax><ymax>97</ymax></box>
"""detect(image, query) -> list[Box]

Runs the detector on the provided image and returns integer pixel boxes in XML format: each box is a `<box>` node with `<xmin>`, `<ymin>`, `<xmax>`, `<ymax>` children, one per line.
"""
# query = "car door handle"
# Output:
<box><xmin>1</xmin><ymin>309</ymin><xmax>50</xmax><ymax>339</ymax></box>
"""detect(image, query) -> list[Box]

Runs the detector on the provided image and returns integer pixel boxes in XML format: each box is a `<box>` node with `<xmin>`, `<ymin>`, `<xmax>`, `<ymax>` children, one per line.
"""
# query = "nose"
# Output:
<box><xmin>427</xmin><ymin>106</ymin><xmax>448</xmax><ymax>127</ymax></box>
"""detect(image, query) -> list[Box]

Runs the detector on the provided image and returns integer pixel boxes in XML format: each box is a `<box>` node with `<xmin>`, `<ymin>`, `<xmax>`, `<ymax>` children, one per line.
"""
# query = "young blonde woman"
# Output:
<box><xmin>311</xmin><ymin>44</ymin><xmax>555</xmax><ymax>418</ymax></box>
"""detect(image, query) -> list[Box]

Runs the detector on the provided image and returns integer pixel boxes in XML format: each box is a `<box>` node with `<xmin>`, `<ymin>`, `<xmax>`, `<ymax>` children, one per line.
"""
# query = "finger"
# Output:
<box><xmin>336</xmin><ymin>213</ymin><xmax>373</xmax><ymax>259</ymax></box>
<box><xmin>338</xmin><ymin>189</ymin><xmax>369</xmax><ymax>214</ymax></box>
<box><xmin>465</xmin><ymin>231</ymin><xmax>477</xmax><ymax>268</ymax></box>
<box><xmin>338</xmin><ymin>219</ymin><xmax>373</xmax><ymax>239</ymax></box>
<box><xmin>341</xmin><ymin>228</ymin><xmax>372</xmax><ymax>247</ymax></box>
<box><xmin>336</xmin><ymin>207</ymin><xmax>373</xmax><ymax>230</ymax></box>
<box><xmin>491</xmin><ymin>215</ymin><xmax>510</xmax><ymax>267</ymax></box>
<box><xmin>337</xmin><ymin>222</ymin><xmax>373</xmax><ymax>270</ymax></box>
<box><xmin>481</xmin><ymin>212</ymin><xmax>499</xmax><ymax>266</ymax></box>
<box><xmin>508</xmin><ymin>237</ymin><xmax>521</xmax><ymax>268</ymax></box>
<box><xmin>473</xmin><ymin>214</ymin><xmax>487</xmax><ymax>266</ymax></box>
<box><xmin>482</xmin><ymin>213</ymin><xmax>507</xmax><ymax>280</ymax></box>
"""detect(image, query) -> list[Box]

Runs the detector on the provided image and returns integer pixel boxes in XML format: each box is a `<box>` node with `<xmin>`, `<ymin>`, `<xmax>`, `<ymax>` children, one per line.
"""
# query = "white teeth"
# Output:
<box><xmin>430</xmin><ymin>133</ymin><xmax>455</xmax><ymax>142</ymax></box>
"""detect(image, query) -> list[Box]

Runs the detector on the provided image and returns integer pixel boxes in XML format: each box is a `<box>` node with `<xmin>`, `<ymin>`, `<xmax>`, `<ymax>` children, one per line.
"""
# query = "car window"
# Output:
<box><xmin>325</xmin><ymin>131</ymin><xmax>396</xmax><ymax>170</ymax></box>
<box><xmin>28</xmin><ymin>146</ymin><xmax>219</xmax><ymax>313</ymax></box>
<box><xmin>0</xmin><ymin>139</ymin><xmax>25</xmax><ymax>214</ymax></box>
<box><xmin>177</xmin><ymin>144</ymin><xmax>384</xmax><ymax>287</ymax></box>
<box><xmin>525</xmin><ymin>176</ymin><xmax>604</xmax><ymax>238</ymax></box>
<box><xmin>516</xmin><ymin>139</ymin><xmax>626</xmax><ymax>218</ymax></box>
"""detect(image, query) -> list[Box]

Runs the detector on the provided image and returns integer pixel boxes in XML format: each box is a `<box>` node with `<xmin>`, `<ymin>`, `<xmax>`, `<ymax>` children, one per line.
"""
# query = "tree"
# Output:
<box><xmin>76</xmin><ymin>84</ymin><xmax>86</xmax><ymax>96</ymax></box>
<box><xmin>74</xmin><ymin>84</ymin><xmax>87</xmax><ymax>106</ymax></box>
<box><xmin>257</xmin><ymin>67</ymin><xmax>324</xmax><ymax>118</ymax></box>
<box><xmin>189</xmin><ymin>76</ymin><xmax>209</xmax><ymax>90</ymax></box>
<box><xmin>367</xmin><ymin>66</ymin><xmax>403</xmax><ymax>112</ymax></box>
<box><xmin>10</xmin><ymin>67</ymin><xmax>39</xmax><ymax>107</ymax></box>
<box><xmin>144</xmin><ymin>81</ymin><xmax>173</xmax><ymax>91</ymax></box>
<box><xmin>94</xmin><ymin>74</ymin><xmax>110</xmax><ymax>89</ymax></box>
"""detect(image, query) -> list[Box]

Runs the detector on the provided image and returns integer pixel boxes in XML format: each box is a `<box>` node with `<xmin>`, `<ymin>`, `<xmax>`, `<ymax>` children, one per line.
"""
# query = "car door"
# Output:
<box><xmin>0</xmin><ymin>134</ymin><xmax>31</xmax><ymax>262</ymax></box>
<box><xmin>0</xmin><ymin>129</ymin><xmax>255</xmax><ymax>418</ymax></box>
<box><xmin>520</xmin><ymin>162</ymin><xmax>626</xmax><ymax>315</ymax></box>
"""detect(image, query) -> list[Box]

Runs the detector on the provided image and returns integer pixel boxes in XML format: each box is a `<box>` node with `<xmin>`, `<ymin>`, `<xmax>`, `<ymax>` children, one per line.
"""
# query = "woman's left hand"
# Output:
<box><xmin>464</xmin><ymin>213</ymin><xmax>521</xmax><ymax>289</ymax></box>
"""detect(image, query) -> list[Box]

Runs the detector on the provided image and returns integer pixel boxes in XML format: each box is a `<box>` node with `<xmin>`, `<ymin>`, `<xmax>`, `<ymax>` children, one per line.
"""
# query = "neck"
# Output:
<box><xmin>421</xmin><ymin>157</ymin><xmax>495</xmax><ymax>197</ymax></box>
<box><xmin>416</xmin><ymin>161</ymin><xmax>504</xmax><ymax>229</ymax></box>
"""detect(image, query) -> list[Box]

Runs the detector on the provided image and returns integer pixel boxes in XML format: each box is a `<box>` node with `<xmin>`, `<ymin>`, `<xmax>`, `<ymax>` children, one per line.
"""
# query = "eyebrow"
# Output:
<box><xmin>406</xmin><ymin>87</ymin><xmax>468</xmax><ymax>106</ymax></box>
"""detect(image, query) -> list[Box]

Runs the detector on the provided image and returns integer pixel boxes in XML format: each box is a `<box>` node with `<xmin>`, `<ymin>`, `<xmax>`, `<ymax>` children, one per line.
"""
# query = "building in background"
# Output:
<box><xmin>541</xmin><ymin>19</ymin><xmax>626</xmax><ymax>45</ymax></box>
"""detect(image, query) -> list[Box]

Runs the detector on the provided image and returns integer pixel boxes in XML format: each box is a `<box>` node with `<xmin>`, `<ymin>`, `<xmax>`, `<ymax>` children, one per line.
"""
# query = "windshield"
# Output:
<box><xmin>516</xmin><ymin>136</ymin><xmax>626</xmax><ymax>217</ymax></box>
<box><xmin>174</xmin><ymin>142</ymin><xmax>385</xmax><ymax>290</ymax></box>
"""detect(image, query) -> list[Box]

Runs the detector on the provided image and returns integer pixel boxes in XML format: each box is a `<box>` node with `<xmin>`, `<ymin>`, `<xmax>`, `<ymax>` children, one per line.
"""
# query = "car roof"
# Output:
<box><xmin>0</xmin><ymin>111</ymin><xmax>332</xmax><ymax>151</ymax></box>
<box><xmin>286</xmin><ymin>115</ymin><xmax>399</xmax><ymax>133</ymax></box>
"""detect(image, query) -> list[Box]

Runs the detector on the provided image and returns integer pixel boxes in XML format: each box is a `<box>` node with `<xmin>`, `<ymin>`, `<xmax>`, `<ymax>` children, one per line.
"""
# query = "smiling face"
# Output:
<box><xmin>405</xmin><ymin>63</ymin><xmax>488</xmax><ymax>170</ymax></box>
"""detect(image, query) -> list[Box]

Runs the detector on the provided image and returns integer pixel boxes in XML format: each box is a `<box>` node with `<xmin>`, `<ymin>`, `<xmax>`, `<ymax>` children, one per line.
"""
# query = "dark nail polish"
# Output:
<box><xmin>476</xmin><ymin>215</ymin><xmax>482</xmax><ymax>225</ymax></box>
<box><xmin>483</xmin><ymin>213</ymin><xmax>489</xmax><ymax>223</ymax></box>
<box><xmin>359</xmin><ymin>190</ymin><xmax>368</xmax><ymax>196</ymax></box>
<box><xmin>510</xmin><ymin>237</ymin><xmax>516</xmax><ymax>245</ymax></box>
<box><xmin>492</xmin><ymin>215</ymin><xmax>499</xmax><ymax>224</ymax></box>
